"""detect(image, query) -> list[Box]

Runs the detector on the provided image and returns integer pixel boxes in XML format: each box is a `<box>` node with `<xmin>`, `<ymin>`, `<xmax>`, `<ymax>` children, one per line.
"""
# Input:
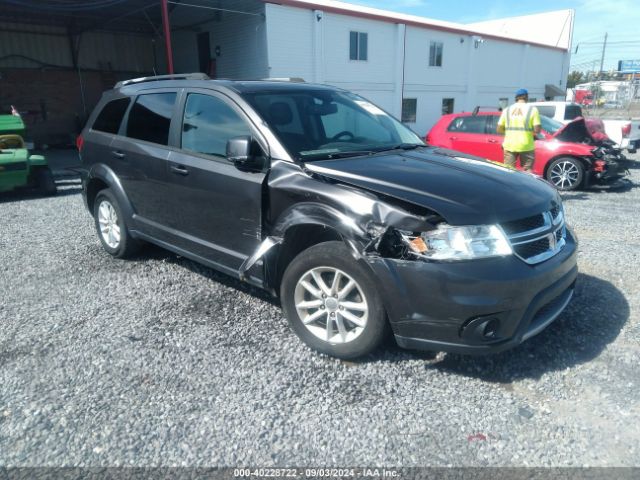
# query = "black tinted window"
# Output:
<box><xmin>92</xmin><ymin>98</ymin><xmax>130</xmax><ymax>134</ymax></box>
<box><xmin>181</xmin><ymin>94</ymin><xmax>251</xmax><ymax>157</ymax></box>
<box><xmin>126</xmin><ymin>93</ymin><xmax>176</xmax><ymax>145</ymax></box>
<box><xmin>447</xmin><ymin>116</ymin><xmax>487</xmax><ymax>133</ymax></box>
<box><xmin>564</xmin><ymin>105</ymin><xmax>582</xmax><ymax>120</ymax></box>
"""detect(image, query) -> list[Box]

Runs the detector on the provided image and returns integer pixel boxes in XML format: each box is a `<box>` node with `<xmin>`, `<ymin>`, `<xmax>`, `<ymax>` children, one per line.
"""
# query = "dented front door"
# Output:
<box><xmin>163</xmin><ymin>90</ymin><xmax>266</xmax><ymax>272</ymax></box>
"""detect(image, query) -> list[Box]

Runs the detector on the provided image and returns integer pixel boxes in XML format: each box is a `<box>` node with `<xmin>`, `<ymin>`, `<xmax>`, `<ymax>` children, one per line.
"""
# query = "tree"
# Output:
<box><xmin>567</xmin><ymin>70</ymin><xmax>584</xmax><ymax>88</ymax></box>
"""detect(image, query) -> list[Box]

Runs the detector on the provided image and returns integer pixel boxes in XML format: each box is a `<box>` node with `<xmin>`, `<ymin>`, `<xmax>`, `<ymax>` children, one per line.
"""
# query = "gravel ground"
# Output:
<box><xmin>0</xmin><ymin>152</ymin><xmax>639</xmax><ymax>467</ymax></box>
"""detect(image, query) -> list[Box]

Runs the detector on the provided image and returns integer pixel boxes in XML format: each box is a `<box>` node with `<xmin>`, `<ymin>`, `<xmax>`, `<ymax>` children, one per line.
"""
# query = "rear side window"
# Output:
<box><xmin>126</xmin><ymin>93</ymin><xmax>177</xmax><ymax>145</ymax></box>
<box><xmin>447</xmin><ymin>116</ymin><xmax>487</xmax><ymax>134</ymax></box>
<box><xmin>564</xmin><ymin>105</ymin><xmax>582</xmax><ymax>120</ymax></box>
<box><xmin>536</xmin><ymin>105</ymin><xmax>556</xmax><ymax>118</ymax></box>
<box><xmin>92</xmin><ymin>98</ymin><xmax>130</xmax><ymax>134</ymax></box>
<box><xmin>181</xmin><ymin>93</ymin><xmax>251</xmax><ymax>158</ymax></box>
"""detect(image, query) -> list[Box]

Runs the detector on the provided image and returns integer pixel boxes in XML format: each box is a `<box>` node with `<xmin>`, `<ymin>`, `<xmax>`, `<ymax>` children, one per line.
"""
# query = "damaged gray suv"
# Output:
<box><xmin>80</xmin><ymin>74</ymin><xmax>578</xmax><ymax>359</ymax></box>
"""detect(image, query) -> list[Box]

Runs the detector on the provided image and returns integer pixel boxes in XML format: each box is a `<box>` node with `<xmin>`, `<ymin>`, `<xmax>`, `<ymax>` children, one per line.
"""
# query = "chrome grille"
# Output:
<box><xmin>501</xmin><ymin>203</ymin><xmax>566</xmax><ymax>265</ymax></box>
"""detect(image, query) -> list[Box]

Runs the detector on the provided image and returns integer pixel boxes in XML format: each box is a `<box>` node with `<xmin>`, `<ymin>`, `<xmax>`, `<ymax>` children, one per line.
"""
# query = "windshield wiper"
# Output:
<box><xmin>300</xmin><ymin>144</ymin><xmax>426</xmax><ymax>161</ymax></box>
<box><xmin>373</xmin><ymin>143</ymin><xmax>426</xmax><ymax>152</ymax></box>
<box><xmin>300</xmin><ymin>150</ymin><xmax>378</xmax><ymax>161</ymax></box>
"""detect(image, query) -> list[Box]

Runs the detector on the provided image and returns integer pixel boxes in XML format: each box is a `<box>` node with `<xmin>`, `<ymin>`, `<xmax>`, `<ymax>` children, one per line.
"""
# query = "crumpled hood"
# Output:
<box><xmin>306</xmin><ymin>147</ymin><xmax>559</xmax><ymax>225</ymax></box>
<box><xmin>551</xmin><ymin>117</ymin><xmax>594</xmax><ymax>143</ymax></box>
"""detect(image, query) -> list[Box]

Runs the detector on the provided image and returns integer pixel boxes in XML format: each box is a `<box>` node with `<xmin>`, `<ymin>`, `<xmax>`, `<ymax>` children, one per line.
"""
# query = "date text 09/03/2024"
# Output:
<box><xmin>233</xmin><ymin>468</ymin><xmax>400</xmax><ymax>478</ymax></box>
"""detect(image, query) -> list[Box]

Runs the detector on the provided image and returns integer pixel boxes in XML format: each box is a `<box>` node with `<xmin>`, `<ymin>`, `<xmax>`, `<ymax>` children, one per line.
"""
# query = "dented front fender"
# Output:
<box><xmin>267</xmin><ymin>159</ymin><xmax>432</xmax><ymax>248</ymax></box>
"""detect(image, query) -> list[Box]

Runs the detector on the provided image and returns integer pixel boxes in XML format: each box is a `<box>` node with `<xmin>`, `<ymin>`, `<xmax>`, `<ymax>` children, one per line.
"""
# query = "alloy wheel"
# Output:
<box><xmin>550</xmin><ymin>161</ymin><xmax>580</xmax><ymax>189</ymax></box>
<box><xmin>294</xmin><ymin>267</ymin><xmax>369</xmax><ymax>344</ymax></box>
<box><xmin>98</xmin><ymin>200</ymin><xmax>121</xmax><ymax>249</ymax></box>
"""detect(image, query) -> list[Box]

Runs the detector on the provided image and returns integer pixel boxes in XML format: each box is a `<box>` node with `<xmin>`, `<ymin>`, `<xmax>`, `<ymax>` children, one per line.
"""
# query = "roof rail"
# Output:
<box><xmin>472</xmin><ymin>106</ymin><xmax>502</xmax><ymax>115</ymax></box>
<box><xmin>115</xmin><ymin>73</ymin><xmax>210</xmax><ymax>88</ymax></box>
<box><xmin>261</xmin><ymin>77</ymin><xmax>306</xmax><ymax>83</ymax></box>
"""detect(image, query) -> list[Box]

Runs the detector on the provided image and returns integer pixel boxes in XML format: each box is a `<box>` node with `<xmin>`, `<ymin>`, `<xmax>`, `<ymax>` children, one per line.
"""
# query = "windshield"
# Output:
<box><xmin>540</xmin><ymin>115</ymin><xmax>564</xmax><ymax>134</ymax></box>
<box><xmin>242</xmin><ymin>89</ymin><xmax>424</xmax><ymax>160</ymax></box>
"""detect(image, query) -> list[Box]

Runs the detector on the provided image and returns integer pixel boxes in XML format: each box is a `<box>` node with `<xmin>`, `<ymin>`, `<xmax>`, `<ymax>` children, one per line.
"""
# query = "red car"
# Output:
<box><xmin>426</xmin><ymin>111</ymin><xmax>623</xmax><ymax>190</ymax></box>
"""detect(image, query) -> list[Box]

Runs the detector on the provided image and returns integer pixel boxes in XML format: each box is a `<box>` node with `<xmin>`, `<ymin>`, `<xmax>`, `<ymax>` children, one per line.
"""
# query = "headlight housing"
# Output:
<box><xmin>403</xmin><ymin>224</ymin><xmax>512</xmax><ymax>261</ymax></box>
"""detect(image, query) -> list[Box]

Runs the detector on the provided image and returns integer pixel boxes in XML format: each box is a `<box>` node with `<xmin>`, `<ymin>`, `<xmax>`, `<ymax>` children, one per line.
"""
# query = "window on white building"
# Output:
<box><xmin>429</xmin><ymin>41</ymin><xmax>443</xmax><ymax>67</ymax></box>
<box><xmin>442</xmin><ymin>98</ymin><xmax>454</xmax><ymax>115</ymax></box>
<box><xmin>402</xmin><ymin>98</ymin><xmax>417</xmax><ymax>123</ymax></box>
<box><xmin>350</xmin><ymin>31</ymin><xmax>368</xmax><ymax>61</ymax></box>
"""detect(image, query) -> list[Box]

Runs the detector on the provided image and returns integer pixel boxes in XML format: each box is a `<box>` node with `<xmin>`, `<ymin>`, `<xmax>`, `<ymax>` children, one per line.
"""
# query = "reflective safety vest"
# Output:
<box><xmin>498</xmin><ymin>103</ymin><xmax>541</xmax><ymax>152</ymax></box>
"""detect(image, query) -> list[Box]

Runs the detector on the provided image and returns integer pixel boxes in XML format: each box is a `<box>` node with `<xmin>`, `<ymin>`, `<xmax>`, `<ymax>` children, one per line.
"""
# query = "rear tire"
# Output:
<box><xmin>33</xmin><ymin>167</ymin><xmax>57</xmax><ymax>196</ymax></box>
<box><xmin>281</xmin><ymin>241</ymin><xmax>387</xmax><ymax>359</ymax></box>
<box><xmin>93</xmin><ymin>188</ymin><xmax>141</xmax><ymax>258</ymax></box>
<box><xmin>546</xmin><ymin>157</ymin><xmax>584</xmax><ymax>191</ymax></box>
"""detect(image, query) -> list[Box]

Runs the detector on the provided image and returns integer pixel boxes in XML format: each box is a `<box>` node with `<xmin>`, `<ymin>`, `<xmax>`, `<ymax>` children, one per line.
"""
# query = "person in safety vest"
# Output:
<box><xmin>497</xmin><ymin>88</ymin><xmax>541</xmax><ymax>172</ymax></box>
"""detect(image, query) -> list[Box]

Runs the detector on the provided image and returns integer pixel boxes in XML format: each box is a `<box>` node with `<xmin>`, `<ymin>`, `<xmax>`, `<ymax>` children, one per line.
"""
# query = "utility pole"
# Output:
<box><xmin>598</xmin><ymin>32</ymin><xmax>608</xmax><ymax>78</ymax></box>
<box><xmin>596</xmin><ymin>32</ymin><xmax>607</xmax><ymax>106</ymax></box>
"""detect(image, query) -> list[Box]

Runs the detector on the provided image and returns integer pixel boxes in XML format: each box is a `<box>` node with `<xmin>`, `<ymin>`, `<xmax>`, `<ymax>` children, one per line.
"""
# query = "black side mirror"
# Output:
<box><xmin>226</xmin><ymin>136</ymin><xmax>252</xmax><ymax>165</ymax></box>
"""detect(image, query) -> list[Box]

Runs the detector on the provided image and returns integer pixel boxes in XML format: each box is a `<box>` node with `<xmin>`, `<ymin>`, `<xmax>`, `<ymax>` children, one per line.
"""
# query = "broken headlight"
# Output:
<box><xmin>402</xmin><ymin>224</ymin><xmax>512</xmax><ymax>261</ymax></box>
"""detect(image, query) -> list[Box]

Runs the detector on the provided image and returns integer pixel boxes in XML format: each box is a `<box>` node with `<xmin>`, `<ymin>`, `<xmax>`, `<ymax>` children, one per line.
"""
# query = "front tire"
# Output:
<box><xmin>281</xmin><ymin>241</ymin><xmax>387</xmax><ymax>359</ymax></box>
<box><xmin>546</xmin><ymin>157</ymin><xmax>584</xmax><ymax>191</ymax></box>
<box><xmin>93</xmin><ymin>189</ymin><xmax>140</xmax><ymax>258</ymax></box>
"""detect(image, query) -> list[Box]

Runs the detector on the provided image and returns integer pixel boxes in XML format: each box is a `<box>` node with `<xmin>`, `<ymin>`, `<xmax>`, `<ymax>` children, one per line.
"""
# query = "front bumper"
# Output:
<box><xmin>591</xmin><ymin>160</ymin><xmax>627</xmax><ymax>184</ymax></box>
<box><xmin>367</xmin><ymin>230</ymin><xmax>578</xmax><ymax>354</ymax></box>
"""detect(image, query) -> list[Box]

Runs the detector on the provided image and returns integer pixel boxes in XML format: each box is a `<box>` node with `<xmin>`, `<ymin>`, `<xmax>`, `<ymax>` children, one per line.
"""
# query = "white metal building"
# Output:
<box><xmin>0</xmin><ymin>0</ymin><xmax>573</xmax><ymax>142</ymax></box>
<box><xmin>169</xmin><ymin>0</ymin><xmax>574</xmax><ymax>135</ymax></box>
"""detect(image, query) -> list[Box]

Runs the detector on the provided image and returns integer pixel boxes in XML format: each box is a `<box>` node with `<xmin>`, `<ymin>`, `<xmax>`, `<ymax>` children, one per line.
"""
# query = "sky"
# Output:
<box><xmin>346</xmin><ymin>0</ymin><xmax>640</xmax><ymax>72</ymax></box>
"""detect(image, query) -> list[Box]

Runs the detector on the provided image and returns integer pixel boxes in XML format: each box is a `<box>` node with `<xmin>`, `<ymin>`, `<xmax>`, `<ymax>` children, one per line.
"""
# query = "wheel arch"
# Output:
<box><xmin>267</xmin><ymin>223</ymin><xmax>348</xmax><ymax>294</ymax></box>
<box><xmin>85</xmin><ymin>164</ymin><xmax>135</xmax><ymax>220</ymax></box>
<box><xmin>543</xmin><ymin>154</ymin><xmax>591</xmax><ymax>179</ymax></box>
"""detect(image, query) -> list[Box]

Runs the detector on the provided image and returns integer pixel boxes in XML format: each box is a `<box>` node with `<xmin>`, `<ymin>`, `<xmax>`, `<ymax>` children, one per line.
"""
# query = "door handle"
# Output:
<box><xmin>449</xmin><ymin>136</ymin><xmax>458</xmax><ymax>141</ymax></box>
<box><xmin>112</xmin><ymin>150</ymin><xmax>125</xmax><ymax>159</ymax></box>
<box><xmin>487</xmin><ymin>139</ymin><xmax>499</xmax><ymax>144</ymax></box>
<box><xmin>170</xmin><ymin>164</ymin><xmax>189</xmax><ymax>176</ymax></box>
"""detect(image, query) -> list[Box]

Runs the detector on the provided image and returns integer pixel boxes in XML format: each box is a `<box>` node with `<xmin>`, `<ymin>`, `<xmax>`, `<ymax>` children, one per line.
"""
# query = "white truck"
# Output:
<box><xmin>529</xmin><ymin>101</ymin><xmax>640</xmax><ymax>153</ymax></box>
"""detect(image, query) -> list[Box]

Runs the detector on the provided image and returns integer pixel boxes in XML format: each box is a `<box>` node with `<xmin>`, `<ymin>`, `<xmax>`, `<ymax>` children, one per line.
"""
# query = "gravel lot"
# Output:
<box><xmin>1</xmin><ymin>151</ymin><xmax>639</xmax><ymax>467</ymax></box>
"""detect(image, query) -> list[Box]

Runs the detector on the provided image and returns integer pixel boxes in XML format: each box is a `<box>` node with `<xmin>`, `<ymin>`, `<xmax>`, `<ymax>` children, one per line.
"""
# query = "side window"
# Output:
<box><xmin>181</xmin><ymin>93</ymin><xmax>251</xmax><ymax>158</ymax></box>
<box><xmin>401</xmin><ymin>99</ymin><xmax>417</xmax><ymax>123</ymax></box>
<box><xmin>429</xmin><ymin>41</ymin><xmax>443</xmax><ymax>67</ymax></box>
<box><xmin>486</xmin><ymin>115</ymin><xmax>501</xmax><ymax>135</ymax></box>
<box><xmin>350</xmin><ymin>31</ymin><xmax>368</xmax><ymax>61</ymax></box>
<box><xmin>536</xmin><ymin>105</ymin><xmax>556</xmax><ymax>119</ymax></box>
<box><xmin>447</xmin><ymin>116</ymin><xmax>487</xmax><ymax>133</ymax></box>
<box><xmin>442</xmin><ymin>98</ymin><xmax>454</xmax><ymax>115</ymax></box>
<box><xmin>92</xmin><ymin>98</ymin><xmax>130</xmax><ymax>134</ymax></box>
<box><xmin>126</xmin><ymin>93</ymin><xmax>176</xmax><ymax>145</ymax></box>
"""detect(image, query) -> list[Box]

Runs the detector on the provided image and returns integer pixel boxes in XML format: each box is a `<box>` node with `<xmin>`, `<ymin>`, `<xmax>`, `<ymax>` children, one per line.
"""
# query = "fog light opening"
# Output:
<box><xmin>483</xmin><ymin>318</ymin><xmax>500</xmax><ymax>339</ymax></box>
